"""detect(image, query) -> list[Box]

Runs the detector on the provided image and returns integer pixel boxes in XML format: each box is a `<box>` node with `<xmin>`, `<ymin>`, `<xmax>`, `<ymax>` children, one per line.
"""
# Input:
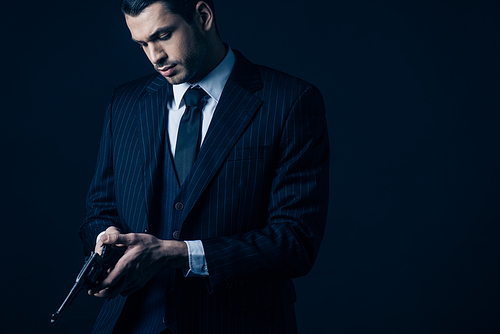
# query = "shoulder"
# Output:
<box><xmin>232</xmin><ymin>49</ymin><xmax>320</xmax><ymax>101</ymax></box>
<box><xmin>257</xmin><ymin>64</ymin><xmax>317</xmax><ymax>96</ymax></box>
<box><xmin>250</xmin><ymin>63</ymin><xmax>323</xmax><ymax>112</ymax></box>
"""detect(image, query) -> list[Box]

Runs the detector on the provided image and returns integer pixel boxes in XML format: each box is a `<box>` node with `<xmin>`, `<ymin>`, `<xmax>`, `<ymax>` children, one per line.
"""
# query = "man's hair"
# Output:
<box><xmin>120</xmin><ymin>0</ymin><xmax>216</xmax><ymax>25</ymax></box>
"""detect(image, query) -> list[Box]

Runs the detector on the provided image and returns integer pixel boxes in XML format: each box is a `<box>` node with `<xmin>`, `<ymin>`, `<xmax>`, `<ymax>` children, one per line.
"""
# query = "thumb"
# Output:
<box><xmin>101</xmin><ymin>233</ymin><xmax>129</xmax><ymax>245</ymax></box>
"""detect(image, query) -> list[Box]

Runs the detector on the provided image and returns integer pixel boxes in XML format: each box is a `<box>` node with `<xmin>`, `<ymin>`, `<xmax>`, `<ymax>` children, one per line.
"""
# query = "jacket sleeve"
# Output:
<box><xmin>202</xmin><ymin>84</ymin><xmax>330</xmax><ymax>291</ymax></box>
<box><xmin>78</xmin><ymin>90</ymin><xmax>124</xmax><ymax>255</ymax></box>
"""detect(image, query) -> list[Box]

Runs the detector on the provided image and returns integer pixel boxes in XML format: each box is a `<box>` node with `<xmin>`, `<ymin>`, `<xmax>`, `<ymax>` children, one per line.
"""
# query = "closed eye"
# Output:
<box><xmin>159</xmin><ymin>32</ymin><xmax>171</xmax><ymax>41</ymax></box>
<box><xmin>131</xmin><ymin>26</ymin><xmax>174</xmax><ymax>47</ymax></box>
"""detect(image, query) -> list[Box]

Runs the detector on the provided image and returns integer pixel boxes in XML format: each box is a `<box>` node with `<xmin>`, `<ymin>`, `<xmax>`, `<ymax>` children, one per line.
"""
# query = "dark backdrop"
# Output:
<box><xmin>1</xmin><ymin>0</ymin><xmax>499</xmax><ymax>333</ymax></box>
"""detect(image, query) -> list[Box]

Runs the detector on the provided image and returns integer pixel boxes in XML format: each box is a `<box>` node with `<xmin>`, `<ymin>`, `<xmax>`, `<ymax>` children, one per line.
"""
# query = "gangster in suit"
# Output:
<box><xmin>78</xmin><ymin>1</ymin><xmax>330</xmax><ymax>333</ymax></box>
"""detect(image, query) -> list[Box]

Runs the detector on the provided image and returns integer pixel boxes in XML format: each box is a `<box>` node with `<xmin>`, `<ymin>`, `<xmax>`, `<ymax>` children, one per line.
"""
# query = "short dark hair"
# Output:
<box><xmin>120</xmin><ymin>0</ymin><xmax>216</xmax><ymax>25</ymax></box>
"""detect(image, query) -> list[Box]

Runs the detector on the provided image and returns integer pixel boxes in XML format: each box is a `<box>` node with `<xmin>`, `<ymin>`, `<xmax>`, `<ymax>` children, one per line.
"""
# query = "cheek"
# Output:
<box><xmin>173</xmin><ymin>29</ymin><xmax>199</xmax><ymax>61</ymax></box>
<box><xmin>171</xmin><ymin>38</ymin><xmax>189</xmax><ymax>61</ymax></box>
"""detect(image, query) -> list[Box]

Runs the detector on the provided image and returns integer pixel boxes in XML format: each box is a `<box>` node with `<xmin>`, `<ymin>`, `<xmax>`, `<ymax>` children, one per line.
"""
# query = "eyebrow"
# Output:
<box><xmin>131</xmin><ymin>26</ymin><xmax>173</xmax><ymax>44</ymax></box>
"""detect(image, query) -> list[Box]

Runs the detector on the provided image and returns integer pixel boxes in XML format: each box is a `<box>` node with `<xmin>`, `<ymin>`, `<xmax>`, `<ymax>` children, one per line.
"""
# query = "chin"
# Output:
<box><xmin>165</xmin><ymin>72</ymin><xmax>191</xmax><ymax>85</ymax></box>
<box><xmin>165</xmin><ymin>77</ymin><xmax>183</xmax><ymax>85</ymax></box>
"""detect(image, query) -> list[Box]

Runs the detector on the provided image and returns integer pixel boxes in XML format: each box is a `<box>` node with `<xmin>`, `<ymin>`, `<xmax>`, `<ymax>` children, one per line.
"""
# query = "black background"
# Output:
<box><xmin>1</xmin><ymin>0</ymin><xmax>499</xmax><ymax>333</ymax></box>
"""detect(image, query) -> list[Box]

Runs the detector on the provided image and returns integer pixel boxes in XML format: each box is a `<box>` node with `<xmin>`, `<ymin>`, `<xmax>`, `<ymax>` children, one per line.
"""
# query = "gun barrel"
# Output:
<box><xmin>50</xmin><ymin>280</ymin><xmax>82</xmax><ymax>325</ymax></box>
<box><xmin>50</xmin><ymin>311</ymin><xmax>60</xmax><ymax>325</ymax></box>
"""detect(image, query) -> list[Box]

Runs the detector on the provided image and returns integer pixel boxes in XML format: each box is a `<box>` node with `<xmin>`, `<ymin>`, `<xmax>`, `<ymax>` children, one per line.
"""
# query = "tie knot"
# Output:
<box><xmin>183</xmin><ymin>87</ymin><xmax>207</xmax><ymax>108</ymax></box>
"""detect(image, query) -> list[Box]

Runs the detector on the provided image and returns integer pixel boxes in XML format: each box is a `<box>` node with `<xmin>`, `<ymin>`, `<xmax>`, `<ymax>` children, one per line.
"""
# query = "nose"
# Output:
<box><xmin>147</xmin><ymin>42</ymin><xmax>167</xmax><ymax>65</ymax></box>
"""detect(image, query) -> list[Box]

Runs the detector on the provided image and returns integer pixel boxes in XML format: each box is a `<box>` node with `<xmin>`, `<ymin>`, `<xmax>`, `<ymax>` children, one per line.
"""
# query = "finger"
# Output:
<box><xmin>90</xmin><ymin>257</ymin><xmax>128</xmax><ymax>294</ymax></box>
<box><xmin>101</xmin><ymin>233</ymin><xmax>134</xmax><ymax>246</ymax></box>
<box><xmin>93</xmin><ymin>287</ymin><xmax>114</xmax><ymax>299</ymax></box>
<box><xmin>92</xmin><ymin>278</ymin><xmax>125</xmax><ymax>298</ymax></box>
<box><xmin>93</xmin><ymin>274</ymin><xmax>130</xmax><ymax>298</ymax></box>
<box><xmin>105</xmin><ymin>226</ymin><xmax>122</xmax><ymax>234</ymax></box>
<box><xmin>94</xmin><ymin>242</ymin><xmax>103</xmax><ymax>256</ymax></box>
<box><xmin>94</xmin><ymin>285</ymin><xmax>121</xmax><ymax>299</ymax></box>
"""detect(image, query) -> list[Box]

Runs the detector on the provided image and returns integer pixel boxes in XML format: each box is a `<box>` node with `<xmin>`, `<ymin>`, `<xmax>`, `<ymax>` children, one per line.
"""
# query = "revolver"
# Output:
<box><xmin>50</xmin><ymin>244</ymin><xmax>125</xmax><ymax>325</ymax></box>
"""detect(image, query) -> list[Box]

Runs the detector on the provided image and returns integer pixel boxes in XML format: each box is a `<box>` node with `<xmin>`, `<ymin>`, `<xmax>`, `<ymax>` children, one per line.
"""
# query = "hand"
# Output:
<box><xmin>89</xmin><ymin>233</ymin><xmax>188</xmax><ymax>299</ymax></box>
<box><xmin>94</xmin><ymin>226</ymin><xmax>122</xmax><ymax>255</ymax></box>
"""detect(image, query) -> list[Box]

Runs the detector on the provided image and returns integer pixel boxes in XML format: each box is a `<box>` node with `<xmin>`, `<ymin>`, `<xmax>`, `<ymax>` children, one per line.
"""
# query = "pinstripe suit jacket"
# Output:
<box><xmin>79</xmin><ymin>50</ymin><xmax>329</xmax><ymax>334</ymax></box>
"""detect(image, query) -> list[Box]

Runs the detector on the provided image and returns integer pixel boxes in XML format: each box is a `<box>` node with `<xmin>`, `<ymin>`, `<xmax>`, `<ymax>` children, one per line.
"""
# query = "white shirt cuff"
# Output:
<box><xmin>183</xmin><ymin>240</ymin><xmax>209</xmax><ymax>277</ymax></box>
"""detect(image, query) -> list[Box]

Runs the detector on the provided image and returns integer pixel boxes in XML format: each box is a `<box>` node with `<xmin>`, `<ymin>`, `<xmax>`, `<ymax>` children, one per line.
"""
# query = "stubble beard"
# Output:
<box><xmin>161</xmin><ymin>29</ymin><xmax>209</xmax><ymax>85</ymax></box>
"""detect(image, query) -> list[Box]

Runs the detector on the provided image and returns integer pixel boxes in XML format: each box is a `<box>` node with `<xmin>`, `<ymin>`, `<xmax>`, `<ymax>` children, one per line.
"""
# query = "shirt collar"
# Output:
<box><xmin>172</xmin><ymin>47</ymin><xmax>235</xmax><ymax>110</ymax></box>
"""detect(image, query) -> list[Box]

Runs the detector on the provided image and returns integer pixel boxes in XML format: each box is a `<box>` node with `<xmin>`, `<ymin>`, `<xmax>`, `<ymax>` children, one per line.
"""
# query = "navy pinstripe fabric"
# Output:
<box><xmin>79</xmin><ymin>50</ymin><xmax>329</xmax><ymax>334</ymax></box>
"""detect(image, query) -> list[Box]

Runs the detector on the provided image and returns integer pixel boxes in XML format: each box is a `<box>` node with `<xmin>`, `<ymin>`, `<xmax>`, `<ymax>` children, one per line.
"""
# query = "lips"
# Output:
<box><xmin>158</xmin><ymin>64</ymin><xmax>176</xmax><ymax>77</ymax></box>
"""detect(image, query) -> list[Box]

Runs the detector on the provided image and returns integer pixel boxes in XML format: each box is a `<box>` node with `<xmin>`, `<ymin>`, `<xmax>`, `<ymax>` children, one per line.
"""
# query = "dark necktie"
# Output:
<box><xmin>174</xmin><ymin>86</ymin><xmax>207</xmax><ymax>185</ymax></box>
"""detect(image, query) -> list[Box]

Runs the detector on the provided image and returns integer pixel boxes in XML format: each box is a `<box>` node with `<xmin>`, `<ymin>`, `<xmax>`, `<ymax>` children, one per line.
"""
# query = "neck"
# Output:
<box><xmin>191</xmin><ymin>37</ymin><xmax>226</xmax><ymax>83</ymax></box>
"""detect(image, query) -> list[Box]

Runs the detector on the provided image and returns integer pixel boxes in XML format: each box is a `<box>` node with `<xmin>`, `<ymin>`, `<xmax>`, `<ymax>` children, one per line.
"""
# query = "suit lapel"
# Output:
<box><xmin>137</xmin><ymin>75</ymin><xmax>170</xmax><ymax>222</ymax></box>
<box><xmin>179</xmin><ymin>52</ymin><xmax>263</xmax><ymax>222</ymax></box>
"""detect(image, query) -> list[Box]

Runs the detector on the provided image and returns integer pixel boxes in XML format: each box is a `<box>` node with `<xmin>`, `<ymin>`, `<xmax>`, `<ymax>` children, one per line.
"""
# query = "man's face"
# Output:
<box><xmin>125</xmin><ymin>2</ymin><xmax>209</xmax><ymax>84</ymax></box>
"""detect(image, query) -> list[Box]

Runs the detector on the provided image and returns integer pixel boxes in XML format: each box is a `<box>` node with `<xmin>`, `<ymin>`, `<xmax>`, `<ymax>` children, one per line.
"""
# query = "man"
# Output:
<box><xmin>78</xmin><ymin>0</ymin><xmax>329</xmax><ymax>333</ymax></box>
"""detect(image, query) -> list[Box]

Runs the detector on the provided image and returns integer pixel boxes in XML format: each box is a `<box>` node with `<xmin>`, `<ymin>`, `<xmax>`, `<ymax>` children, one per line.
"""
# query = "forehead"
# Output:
<box><xmin>125</xmin><ymin>2</ymin><xmax>185</xmax><ymax>41</ymax></box>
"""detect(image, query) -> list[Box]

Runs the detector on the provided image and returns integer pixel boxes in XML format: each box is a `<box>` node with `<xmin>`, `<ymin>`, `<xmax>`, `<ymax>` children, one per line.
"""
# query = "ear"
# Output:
<box><xmin>195</xmin><ymin>1</ymin><xmax>214</xmax><ymax>32</ymax></box>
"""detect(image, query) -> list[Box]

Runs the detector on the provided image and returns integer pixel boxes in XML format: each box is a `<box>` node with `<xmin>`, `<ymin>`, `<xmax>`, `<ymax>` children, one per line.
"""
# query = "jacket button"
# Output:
<box><xmin>169</xmin><ymin>288</ymin><xmax>175</xmax><ymax>296</ymax></box>
<box><xmin>172</xmin><ymin>231</ymin><xmax>180</xmax><ymax>240</ymax></box>
<box><xmin>143</xmin><ymin>228</ymin><xmax>149</xmax><ymax>233</ymax></box>
<box><xmin>175</xmin><ymin>202</ymin><xmax>184</xmax><ymax>211</ymax></box>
